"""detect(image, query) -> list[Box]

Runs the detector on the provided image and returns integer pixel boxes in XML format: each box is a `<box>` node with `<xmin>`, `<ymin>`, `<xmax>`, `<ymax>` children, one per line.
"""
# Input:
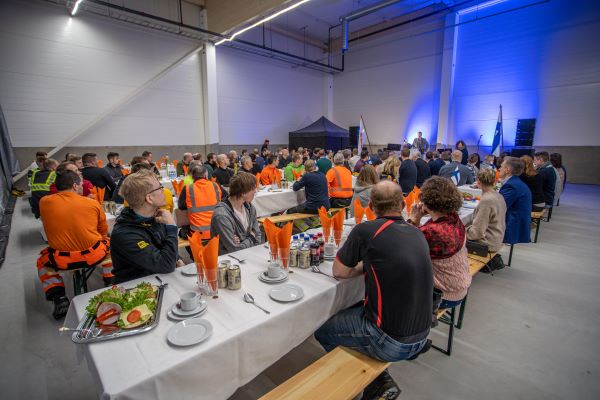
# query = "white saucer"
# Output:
<box><xmin>258</xmin><ymin>270</ymin><xmax>288</xmax><ymax>283</ymax></box>
<box><xmin>171</xmin><ymin>301</ymin><xmax>207</xmax><ymax>317</ymax></box>
<box><xmin>167</xmin><ymin>319</ymin><xmax>213</xmax><ymax>346</ymax></box>
<box><xmin>180</xmin><ymin>264</ymin><xmax>199</xmax><ymax>276</ymax></box>
<box><xmin>167</xmin><ymin>308</ymin><xmax>207</xmax><ymax>322</ymax></box>
<box><xmin>462</xmin><ymin>201</ymin><xmax>478</xmax><ymax>209</ymax></box>
<box><xmin>269</xmin><ymin>284</ymin><xmax>304</xmax><ymax>302</ymax></box>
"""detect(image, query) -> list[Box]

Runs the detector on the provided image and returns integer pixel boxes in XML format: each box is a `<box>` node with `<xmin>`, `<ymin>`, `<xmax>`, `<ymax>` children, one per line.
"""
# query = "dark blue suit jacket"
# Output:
<box><xmin>499</xmin><ymin>176</ymin><xmax>532</xmax><ymax>244</ymax></box>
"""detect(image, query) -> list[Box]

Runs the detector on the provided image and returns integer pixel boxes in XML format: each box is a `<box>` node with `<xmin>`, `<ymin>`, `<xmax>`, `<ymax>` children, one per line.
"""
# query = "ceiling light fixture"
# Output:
<box><xmin>457</xmin><ymin>0</ymin><xmax>509</xmax><ymax>15</ymax></box>
<box><xmin>215</xmin><ymin>0</ymin><xmax>311</xmax><ymax>46</ymax></box>
<box><xmin>70</xmin><ymin>0</ymin><xmax>84</xmax><ymax>17</ymax></box>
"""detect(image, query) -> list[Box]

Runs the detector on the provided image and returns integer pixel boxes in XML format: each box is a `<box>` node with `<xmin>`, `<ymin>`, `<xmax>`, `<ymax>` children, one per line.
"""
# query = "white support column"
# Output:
<box><xmin>201</xmin><ymin>42</ymin><xmax>220</xmax><ymax>153</ymax></box>
<box><xmin>436</xmin><ymin>12</ymin><xmax>459</xmax><ymax>148</ymax></box>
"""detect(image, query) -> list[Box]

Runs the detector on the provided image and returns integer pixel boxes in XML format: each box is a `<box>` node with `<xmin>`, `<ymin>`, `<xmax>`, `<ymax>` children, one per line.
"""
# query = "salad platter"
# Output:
<box><xmin>71</xmin><ymin>282</ymin><xmax>164</xmax><ymax>344</ymax></box>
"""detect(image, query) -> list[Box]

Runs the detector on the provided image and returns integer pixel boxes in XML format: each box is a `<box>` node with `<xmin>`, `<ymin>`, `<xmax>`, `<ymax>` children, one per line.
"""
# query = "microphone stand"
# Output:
<box><xmin>477</xmin><ymin>135</ymin><xmax>483</xmax><ymax>154</ymax></box>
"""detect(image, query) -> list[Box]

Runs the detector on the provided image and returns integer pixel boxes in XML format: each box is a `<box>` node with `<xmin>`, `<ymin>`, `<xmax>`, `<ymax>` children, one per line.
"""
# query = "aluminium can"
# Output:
<box><xmin>227</xmin><ymin>264</ymin><xmax>242</xmax><ymax>290</ymax></box>
<box><xmin>218</xmin><ymin>261</ymin><xmax>231</xmax><ymax>288</ymax></box>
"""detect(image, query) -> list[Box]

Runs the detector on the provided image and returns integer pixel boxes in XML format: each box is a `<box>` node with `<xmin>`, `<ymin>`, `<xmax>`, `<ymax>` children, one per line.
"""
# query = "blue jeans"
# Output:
<box><xmin>314</xmin><ymin>305</ymin><xmax>428</xmax><ymax>362</ymax></box>
<box><xmin>440</xmin><ymin>298</ymin><xmax>463</xmax><ymax>309</ymax></box>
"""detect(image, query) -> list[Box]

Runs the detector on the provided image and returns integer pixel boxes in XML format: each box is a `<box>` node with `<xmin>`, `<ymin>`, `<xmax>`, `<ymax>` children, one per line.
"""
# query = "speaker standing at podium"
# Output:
<box><xmin>412</xmin><ymin>131</ymin><xmax>429</xmax><ymax>153</ymax></box>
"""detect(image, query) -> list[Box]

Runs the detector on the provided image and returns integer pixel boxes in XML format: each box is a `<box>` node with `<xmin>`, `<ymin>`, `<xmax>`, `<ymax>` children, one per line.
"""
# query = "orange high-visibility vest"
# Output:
<box><xmin>260</xmin><ymin>165</ymin><xmax>279</xmax><ymax>186</ymax></box>
<box><xmin>326</xmin><ymin>166</ymin><xmax>353</xmax><ymax>198</ymax></box>
<box><xmin>186</xmin><ymin>179</ymin><xmax>222</xmax><ymax>239</ymax></box>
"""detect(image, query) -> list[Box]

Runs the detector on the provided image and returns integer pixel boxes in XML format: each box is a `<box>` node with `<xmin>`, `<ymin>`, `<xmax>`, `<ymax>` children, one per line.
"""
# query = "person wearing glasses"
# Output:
<box><xmin>111</xmin><ymin>169</ymin><xmax>184</xmax><ymax>284</ymax></box>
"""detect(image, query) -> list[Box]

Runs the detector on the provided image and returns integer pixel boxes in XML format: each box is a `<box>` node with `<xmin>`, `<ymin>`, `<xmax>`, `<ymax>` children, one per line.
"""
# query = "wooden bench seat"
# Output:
<box><xmin>531</xmin><ymin>211</ymin><xmax>544</xmax><ymax>243</ymax></box>
<box><xmin>257</xmin><ymin>213</ymin><xmax>316</xmax><ymax>225</ymax></box>
<box><xmin>259</xmin><ymin>347</ymin><xmax>390</xmax><ymax>400</ymax></box>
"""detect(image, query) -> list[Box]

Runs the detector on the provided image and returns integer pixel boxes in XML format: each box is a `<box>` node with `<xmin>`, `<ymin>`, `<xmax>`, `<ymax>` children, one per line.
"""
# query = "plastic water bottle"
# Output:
<box><xmin>299</xmin><ymin>237</ymin><xmax>311</xmax><ymax>269</ymax></box>
<box><xmin>289</xmin><ymin>235</ymin><xmax>299</xmax><ymax>268</ymax></box>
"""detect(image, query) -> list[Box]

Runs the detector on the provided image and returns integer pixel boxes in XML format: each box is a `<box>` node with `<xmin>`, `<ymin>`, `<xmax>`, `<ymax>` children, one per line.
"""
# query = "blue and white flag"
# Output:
<box><xmin>450</xmin><ymin>166</ymin><xmax>461</xmax><ymax>186</ymax></box>
<box><xmin>491</xmin><ymin>104</ymin><xmax>503</xmax><ymax>157</ymax></box>
<box><xmin>359</xmin><ymin>116</ymin><xmax>366</xmax><ymax>150</ymax></box>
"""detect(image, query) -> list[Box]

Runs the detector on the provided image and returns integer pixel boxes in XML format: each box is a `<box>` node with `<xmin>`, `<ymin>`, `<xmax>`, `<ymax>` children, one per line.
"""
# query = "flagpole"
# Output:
<box><xmin>361</xmin><ymin>115</ymin><xmax>374</xmax><ymax>155</ymax></box>
<box><xmin>499</xmin><ymin>104</ymin><xmax>503</xmax><ymax>155</ymax></box>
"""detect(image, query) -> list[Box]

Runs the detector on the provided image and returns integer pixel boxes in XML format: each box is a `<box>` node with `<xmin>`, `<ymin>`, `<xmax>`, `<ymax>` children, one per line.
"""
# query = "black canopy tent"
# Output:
<box><xmin>289</xmin><ymin>116</ymin><xmax>349</xmax><ymax>152</ymax></box>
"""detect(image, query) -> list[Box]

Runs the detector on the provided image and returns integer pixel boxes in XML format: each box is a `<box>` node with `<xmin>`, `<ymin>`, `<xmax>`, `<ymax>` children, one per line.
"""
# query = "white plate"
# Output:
<box><xmin>258</xmin><ymin>270</ymin><xmax>288</xmax><ymax>283</ymax></box>
<box><xmin>167</xmin><ymin>319</ymin><xmax>213</xmax><ymax>346</ymax></box>
<box><xmin>171</xmin><ymin>301</ymin><xmax>207</xmax><ymax>317</ymax></box>
<box><xmin>462</xmin><ymin>201</ymin><xmax>478</xmax><ymax>209</ymax></box>
<box><xmin>167</xmin><ymin>308</ymin><xmax>207</xmax><ymax>322</ymax></box>
<box><xmin>180</xmin><ymin>264</ymin><xmax>199</xmax><ymax>276</ymax></box>
<box><xmin>269</xmin><ymin>284</ymin><xmax>304</xmax><ymax>303</ymax></box>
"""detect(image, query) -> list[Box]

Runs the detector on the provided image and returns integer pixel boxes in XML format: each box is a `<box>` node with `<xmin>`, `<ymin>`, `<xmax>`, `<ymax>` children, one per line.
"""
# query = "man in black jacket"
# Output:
<box><xmin>104</xmin><ymin>152</ymin><xmax>123</xmax><ymax>181</ymax></box>
<box><xmin>82</xmin><ymin>152</ymin><xmax>116</xmax><ymax>200</ymax></box>
<box><xmin>398</xmin><ymin>148</ymin><xmax>417</xmax><ymax>195</ymax></box>
<box><xmin>534</xmin><ymin>151</ymin><xmax>557</xmax><ymax>207</ymax></box>
<box><xmin>413</xmin><ymin>151</ymin><xmax>431</xmax><ymax>188</ymax></box>
<box><xmin>111</xmin><ymin>169</ymin><xmax>183</xmax><ymax>284</ymax></box>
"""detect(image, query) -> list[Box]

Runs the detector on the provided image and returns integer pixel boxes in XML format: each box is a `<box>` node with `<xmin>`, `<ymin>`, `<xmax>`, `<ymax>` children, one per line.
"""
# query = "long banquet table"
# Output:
<box><xmin>65</xmin><ymin>208</ymin><xmax>475</xmax><ymax>400</ymax></box>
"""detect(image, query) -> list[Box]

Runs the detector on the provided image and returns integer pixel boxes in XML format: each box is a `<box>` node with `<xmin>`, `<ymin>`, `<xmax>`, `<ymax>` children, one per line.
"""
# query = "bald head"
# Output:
<box><xmin>370</xmin><ymin>181</ymin><xmax>404</xmax><ymax>217</ymax></box>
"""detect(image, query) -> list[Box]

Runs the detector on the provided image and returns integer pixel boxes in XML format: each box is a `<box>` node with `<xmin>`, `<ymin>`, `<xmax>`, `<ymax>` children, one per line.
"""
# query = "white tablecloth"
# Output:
<box><xmin>457</xmin><ymin>185</ymin><xmax>482</xmax><ymax>197</ymax></box>
<box><xmin>252</xmin><ymin>188</ymin><xmax>306</xmax><ymax>217</ymax></box>
<box><xmin>65</xmin><ymin>243</ymin><xmax>363</xmax><ymax>400</ymax></box>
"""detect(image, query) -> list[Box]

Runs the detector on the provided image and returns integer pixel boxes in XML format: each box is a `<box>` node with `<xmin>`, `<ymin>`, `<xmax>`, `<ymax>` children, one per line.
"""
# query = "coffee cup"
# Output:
<box><xmin>180</xmin><ymin>291</ymin><xmax>201</xmax><ymax>311</ymax></box>
<box><xmin>267</xmin><ymin>264</ymin><xmax>280</xmax><ymax>278</ymax></box>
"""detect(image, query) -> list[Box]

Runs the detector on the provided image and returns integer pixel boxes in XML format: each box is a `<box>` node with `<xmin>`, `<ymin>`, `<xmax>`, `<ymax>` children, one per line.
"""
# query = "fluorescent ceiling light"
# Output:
<box><xmin>70</xmin><ymin>0</ymin><xmax>84</xmax><ymax>16</ymax></box>
<box><xmin>457</xmin><ymin>0</ymin><xmax>509</xmax><ymax>15</ymax></box>
<box><xmin>215</xmin><ymin>0</ymin><xmax>310</xmax><ymax>46</ymax></box>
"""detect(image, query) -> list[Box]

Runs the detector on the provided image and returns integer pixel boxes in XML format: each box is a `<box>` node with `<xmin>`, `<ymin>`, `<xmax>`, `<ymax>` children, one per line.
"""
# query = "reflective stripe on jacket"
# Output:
<box><xmin>326</xmin><ymin>166</ymin><xmax>353</xmax><ymax>198</ymax></box>
<box><xmin>186</xmin><ymin>179</ymin><xmax>221</xmax><ymax>239</ymax></box>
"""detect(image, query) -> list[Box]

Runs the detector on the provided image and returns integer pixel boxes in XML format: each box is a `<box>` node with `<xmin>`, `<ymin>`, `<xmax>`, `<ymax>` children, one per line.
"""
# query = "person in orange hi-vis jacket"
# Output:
<box><xmin>326</xmin><ymin>153</ymin><xmax>354</xmax><ymax>208</ymax></box>
<box><xmin>260</xmin><ymin>155</ymin><xmax>280</xmax><ymax>186</ymax></box>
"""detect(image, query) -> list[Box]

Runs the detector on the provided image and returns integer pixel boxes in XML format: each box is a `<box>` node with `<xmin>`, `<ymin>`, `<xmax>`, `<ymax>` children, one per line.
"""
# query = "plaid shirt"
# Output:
<box><xmin>419</xmin><ymin>212</ymin><xmax>465</xmax><ymax>260</ymax></box>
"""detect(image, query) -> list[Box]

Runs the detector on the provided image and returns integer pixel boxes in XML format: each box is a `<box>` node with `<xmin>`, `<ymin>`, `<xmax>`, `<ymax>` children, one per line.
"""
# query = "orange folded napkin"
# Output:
<box><xmin>318</xmin><ymin>206</ymin><xmax>332</xmax><ymax>242</ymax></box>
<box><xmin>97</xmin><ymin>160</ymin><xmax>104</xmax><ymax>167</ymax></box>
<box><xmin>365</xmin><ymin>206</ymin><xmax>376</xmax><ymax>221</ymax></box>
<box><xmin>255</xmin><ymin>173</ymin><xmax>261</xmax><ymax>186</ymax></box>
<box><xmin>183</xmin><ymin>164</ymin><xmax>189</xmax><ymax>176</ymax></box>
<box><xmin>172</xmin><ymin>160</ymin><xmax>179</xmax><ymax>169</ymax></box>
<box><xmin>332</xmin><ymin>209</ymin><xmax>345</xmax><ymax>246</ymax></box>
<box><xmin>354</xmin><ymin>198</ymin><xmax>365</xmax><ymax>224</ymax></box>
<box><xmin>404</xmin><ymin>191</ymin><xmax>415</xmax><ymax>214</ymax></box>
<box><xmin>155</xmin><ymin>161</ymin><xmax>162</xmax><ymax>170</ymax></box>
<box><xmin>276</xmin><ymin>222</ymin><xmax>293</xmax><ymax>269</ymax></box>
<box><xmin>263</xmin><ymin>218</ymin><xmax>279</xmax><ymax>256</ymax></box>
<box><xmin>122</xmin><ymin>169</ymin><xmax>130</xmax><ymax>176</ymax></box>
<box><xmin>189</xmin><ymin>232</ymin><xmax>220</xmax><ymax>290</ymax></box>
<box><xmin>118</xmin><ymin>159</ymin><xmax>123</xmax><ymax>165</ymax></box>
<box><xmin>292</xmin><ymin>169</ymin><xmax>302</xmax><ymax>181</ymax></box>
<box><xmin>211</xmin><ymin>177</ymin><xmax>217</xmax><ymax>183</ymax></box>
<box><xmin>171</xmin><ymin>180</ymin><xmax>185</xmax><ymax>197</ymax></box>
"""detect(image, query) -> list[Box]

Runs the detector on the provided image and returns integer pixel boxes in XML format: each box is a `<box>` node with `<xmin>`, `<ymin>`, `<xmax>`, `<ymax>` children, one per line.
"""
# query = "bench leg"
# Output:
<box><xmin>432</xmin><ymin>307</ymin><xmax>456</xmax><ymax>356</ymax></box>
<box><xmin>73</xmin><ymin>270</ymin><xmax>84</xmax><ymax>297</ymax></box>
<box><xmin>456</xmin><ymin>295</ymin><xmax>467</xmax><ymax>329</ymax></box>
<box><xmin>533</xmin><ymin>218</ymin><xmax>541</xmax><ymax>243</ymax></box>
<box><xmin>506</xmin><ymin>244</ymin><xmax>514</xmax><ymax>267</ymax></box>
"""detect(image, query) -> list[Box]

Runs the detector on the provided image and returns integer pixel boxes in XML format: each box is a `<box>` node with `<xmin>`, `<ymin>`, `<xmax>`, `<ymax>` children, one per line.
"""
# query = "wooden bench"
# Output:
<box><xmin>531</xmin><ymin>211</ymin><xmax>544</xmax><ymax>243</ymax></box>
<box><xmin>432</xmin><ymin>252</ymin><xmax>496</xmax><ymax>356</ymax></box>
<box><xmin>257</xmin><ymin>213</ymin><xmax>316</xmax><ymax>225</ymax></box>
<box><xmin>259</xmin><ymin>346</ymin><xmax>390</xmax><ymax>400</ymax></box>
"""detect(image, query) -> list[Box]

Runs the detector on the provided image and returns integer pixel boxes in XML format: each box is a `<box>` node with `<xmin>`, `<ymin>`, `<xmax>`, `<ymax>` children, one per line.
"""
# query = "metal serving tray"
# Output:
<box><xmin>71</xmin><ymin>284</ymin><xmax>165</xmax><ymax>344</ymax></box>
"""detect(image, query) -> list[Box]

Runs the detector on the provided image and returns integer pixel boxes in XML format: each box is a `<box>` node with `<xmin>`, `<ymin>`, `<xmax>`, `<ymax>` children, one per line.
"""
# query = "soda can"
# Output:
<box><xmin>227</xmin><ymin>264</ymin><xmax>242</xmax><ymax>290</ymax></box>
<box><xmin>218</xmin><ymin>260</ymin><xmax>231</xmax><ymax>289</ymax></box>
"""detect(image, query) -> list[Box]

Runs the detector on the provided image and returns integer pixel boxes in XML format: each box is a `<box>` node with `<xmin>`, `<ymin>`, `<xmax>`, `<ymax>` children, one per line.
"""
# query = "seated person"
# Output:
<box><xmin>326</xmin><ymin>152</ymin><xmax>353</xmax><ymax>208</ymax></box>
<box><xmin>480</xmin><ymin>154</ymin><xmax>496</xmax><ymax>171</ymax></box>
<box><xmin>353</xmin><ymin>150</ymin><xmax>371</xmax><ymax>173</ymax></box>
<box><xmin>398</xmin><ymin>148</ymin><xmax>417</xmax><ymax>195</ymax></box>
<box><xmin>212</xmin><ymin>154</ymin><xmax>234</xmax><ymax>187</ymax></box>
<box><xmin>50</xmin><ymin>161</ymin><xmax>94</xmax><ymax>198</ymax></box>
<box><xmin>409</xmin><ymin>176</ymin><xmax>472</xmax><ymax>310</ymax></box>
<box><xmin>287</xmin><ymin>159</ymin><xmax>329</xmax><ymax>214</ymax></box>
<box><xmin>533</xmin><ymin>151</ymin><xmax>556</xmax><ymax>208</ymax></box>
<box><xmin>439</xmin><ymin>150</ymin><xmax>475</xmax><ymax>186</ymax></box>
<box><xmin>113</xmin><ymin>161</ymin><xmax>173</xmax><ymax>212</ymax></box>
<box><xmin>413</xmin><ymin>150</ymin><xmax>431</xmax><ymax>188</ymax></box>
<box><xmin>315</xmin><ymin>181</ymin><xmax>432</xmax><ymax>400</ymax></box>
<box><xmin>30</xmin><ymin>158</ymin><xmax>58</xmax><ymax>218</ymax></box>
<box><xmin>466</xmin><ymin>169</ymin><xmax>506</xmax><ymax>252</ymax></box>
<box><xmin>283</xmin><ymin>153</ymin><xmax>304</xmax><ymax>181</ymax></box>
<box><xmin>178</xmin><ymin>164</ymin><xmax>222</xmax><ymax>239</ymax></box>
<box><xmin>142</xmin><ymin>150</ymin><xmax>160</xmax><ymax>175</ymax></box>
<box><xmin>260</xmin><ymin>155</ymin><xmax>280</xmax><ymax>186</ymax></box>
<box><xmin>466</xmin><ymin>154</ymin><xmax>480</xmax><ymax>182</ymax></box>
<box><xmin>520</xmin><ymin>155</ymin><xmax>545</xmax><ymax>212</ymax></box>
<box><xmin>37</xmin><ymin>170</ymin><xmax>112</xmax><ymax>319</ymax></box>
<box><xmin>499</xmin><ymin>156</ymin><xmax>532</xmax><ymax>244</ymax></box>
<box><xmin>238</xmin><ymin>155</ymin><xmax>254</xmax><ymax>175</ymax></box>
<box><xmin>81</xmin><ymin>152</ymin><xmax>116</xmax><ymax>200</ymax></box>
<box><xmin>210</xmin><ymin>173</ymin><xmax>261</xmax><ymax>255</ymax></box>
<box><xmin>104</xmin><ymin>152</ymin><xmax>123</xmax><ymax>181</ymax></box>
<box><xmin>351</xmin><ymin>165</ymin><xmax>379</xmax><ymax>217</ymax></box>
<box><xmin>111</xmin><ymin>169</ymin><xmax>183</xmax><ymax>284</ymax></box>
<box><xmin>176</xmin><ymin>152</ymin><xmax>193</xmax><ymax>177</ymax></box>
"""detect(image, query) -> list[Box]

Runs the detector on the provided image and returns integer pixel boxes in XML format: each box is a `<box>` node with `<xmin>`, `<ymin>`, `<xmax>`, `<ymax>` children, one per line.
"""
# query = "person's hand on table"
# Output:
<box><xmin>176</xmin><ymin>259</ymin><xmax>185</xmax><ymax>267</ymax></box>
<box><xmin>155</xmin><ymin>209</ymin><xmax>176</xmax><ymax>225</ymax></box>
<box><xmin>233</xmin><ymin>235</ymin><xmax>241</xmax><ymax>245</ymax></box>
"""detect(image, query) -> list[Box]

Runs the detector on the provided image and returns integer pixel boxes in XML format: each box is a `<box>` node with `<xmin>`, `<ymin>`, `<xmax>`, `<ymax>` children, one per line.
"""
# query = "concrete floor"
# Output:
<box><xmin>1</xmin><ymin>184</ymin><xmax>599</xmax><ymax>400</ymax></box>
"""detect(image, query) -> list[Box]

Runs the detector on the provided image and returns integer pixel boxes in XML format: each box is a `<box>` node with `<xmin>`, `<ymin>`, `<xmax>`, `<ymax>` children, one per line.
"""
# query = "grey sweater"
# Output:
<box><xmin>210</xmin><ymin>200</ymin><xmax>261</xmax><ymax>255</ymax></box>
<box><xmin>466</xmin><ymin>191</ymin><xmax>506</xmax><ymax>252</ymax></box>
<box><xmin>350</xmin><ymin>183</ymin><xmax>373</xmax><ymax>216</ymax></box>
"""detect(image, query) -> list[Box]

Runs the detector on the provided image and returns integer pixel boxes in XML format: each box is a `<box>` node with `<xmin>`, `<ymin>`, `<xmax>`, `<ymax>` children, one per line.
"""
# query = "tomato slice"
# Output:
<box><xmin>127</xmin><ymin>309</ymin><xmax>142</xmax><ymax>323</ymax></box>
<box><xmin>96</xmin><ymin>309</ymin><xmax>118</xmax><ymax>323</ymax></box>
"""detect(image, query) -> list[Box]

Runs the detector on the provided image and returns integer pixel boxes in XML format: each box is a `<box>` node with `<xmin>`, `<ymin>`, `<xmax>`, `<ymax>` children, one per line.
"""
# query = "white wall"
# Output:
<box><xmin>216</xmin><ymin>45</ymin><xmax>326</xmax><ymax>145</ymax></box>
<box><xmin>333</xmin><ymin>18</ymin><xmax>445</xmax><ymax>146</ymax></box>
<box><xmin>450</xmin><ymin>0</ymin><xmax>600</xmax><ymax>148</ymax></box>
<box><xmin>0</xmin><ymin>0</ymin><xmax>205</xmax><ymax>148</ymax></box>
